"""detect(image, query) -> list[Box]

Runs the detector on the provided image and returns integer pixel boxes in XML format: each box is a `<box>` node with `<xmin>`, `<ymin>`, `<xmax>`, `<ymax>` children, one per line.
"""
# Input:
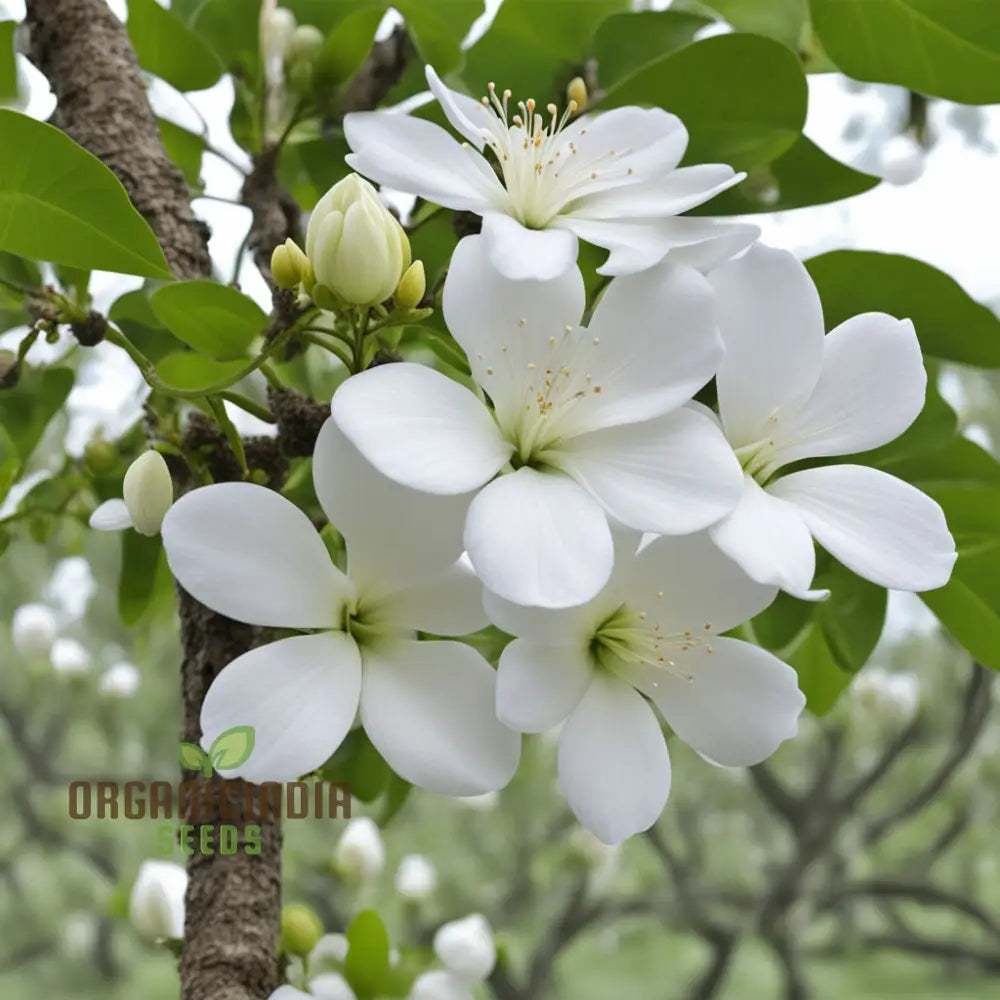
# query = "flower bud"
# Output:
<box><xmin>0</xmin><ymin>348</ymin><xmax>19</xmax><ymax>389</ymax></box>
<box><xmin>394</xmin><ymin>260</ymin><xmax>426</xmax><ymax>309</ymax></box>
<box><xmin>395</xmin><ymin>853</ymin><xmax>437</xmax><ymax>902</ymax></box>
<box><xmin>566</xmin><ymin>76</ymin><xmax>588</xmax><ymax>112</ymax></box>
<box><xmin>334</xmin><ymin>816</ymin><xmax>385</xmax><ymax>882</ymax></box>
<box><xmin>122</xmin><ymin>451</ymin><xmax>173</xmax><ymax>536</ymax></box>
<box><xmin>309</xmin><ymin>932</ymin><xmax>349</xmax><ymax>970</ymax></box>
<box><xmin>288</xmin><ymin>24</ymin><xmax>324</xmax><ymax>65</ymax></box>
<box><xmin>51</xmin><ymin>637</ymin><xmax>92</xmax><ymax>677</ymax></box>
<box><xmin>880</xmin><ymin>134</ymin><xmax>925</xmax><ymax>186</ymax></box>
<box><xmin>12</xmin><ymin>603</ymin><xmax>57</xmax><ymax>657</ymax></box>
<box><xmin>306</xmin><ymin>175</ymin><xmax>409</xmax><ymax>306</ymax></box>
<box><xmin>261</xmin><ymin>6</ymin><xmax>297</xmax><ymax>60</ymax></box>
<box><xmin>271</xmin><ymin>238</ymin><xmax>310</xmax><ymax>290</ymax></box>
<box><xmin>99</xmin><ymin>661</ymin><xmax>141</xmax><ymax>699</ymax></box>
<box><xmin>281</xmin><ymin>903</ymin><xmax>323</xmax><ymax>957</ymax></box>
<box><xmin>433</xmin><ymin>913</ymin><xmax>496</xmax><ymax>981</ymax></box>
<box><xmin>129</xmin><ymin>860</ymin><xmax>187</xmax><ymax>941</ymax></box>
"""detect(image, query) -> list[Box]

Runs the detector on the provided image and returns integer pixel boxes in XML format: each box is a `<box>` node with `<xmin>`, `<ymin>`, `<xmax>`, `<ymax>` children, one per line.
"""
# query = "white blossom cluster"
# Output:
<box><xmin>109</xmin><ymin>67</ymin><xmax>958</xmax><ymax>846</ymax></box>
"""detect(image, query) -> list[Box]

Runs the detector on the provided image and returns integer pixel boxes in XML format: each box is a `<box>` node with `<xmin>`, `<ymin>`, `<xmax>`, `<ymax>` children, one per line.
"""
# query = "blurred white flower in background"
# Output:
<box><xmin>58</xmin><ymin>911</ymin><xmax>98</xmax><ymax>960</ymax></box>
<box><xmin>395</xmin><ymin>853</ymin><xmax>438</xmax><ymax>902</ymax></box>
<box><xmin>433</xmin><ymin>913</ymin><xmax>496</xmax><ymax>981</ymax></box>
<box><xmin>851</xmin><ymin>667</ymin><xmax>920</xmax><ymax>724</ymax></box>
<box><xmin>879</xmin><ymin>133</ymin><xmax>926</xmax><ymax>185</ymax></box>
<box><xmin>308</xmin><ymin>932</ymin><xmax>349</xmax><ymax>971</ymax></box>
<box><xmin>50</xmin><ymin>637</ymin><xmax>92</xmax><ymax>677</ymax></box>
<box><xmin>98</xmin><ymin>662</ymin><xmax>141</xmax><ymax>699</ymax></box>
<box><xmin>45</xmin><ymin>556</ymin><xmax>97</xmax><ymax>622</ymax></box>
<box><xmin>129</xmin><ymin>860</ymin><xmax>187</xmax><ymax>941</ymax></box>
<box><xmin>12</xmin><ymin>603</ymin><xmax>57</xmax><ymax>657</ymax></box>
<box><xmin>334</xmin><ymin>817</ymin><xmax>385</xmax><ymax>883</ymax></box>
<box><xmin>307</xmin><ymin>973</ymin><xmax>357</xmax><ymax>1000</ymax></box>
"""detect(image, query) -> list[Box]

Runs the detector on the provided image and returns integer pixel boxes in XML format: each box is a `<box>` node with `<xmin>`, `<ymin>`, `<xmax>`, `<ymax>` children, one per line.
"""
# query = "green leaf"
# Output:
<box><xmin>319</xmin><ymin>729</ymin><xmax>390</xmax><ymax>803</ymax></box>
<box><xmin>0</xmin><ymin>111</ymin><xmax>173</xmax><ymax>278</ymax></box>
<box><xmin>150</xmin><ymin>281</ymin><xmax>266</xmax><ymax>360</ymax></box>
<box><xmin>810</xmin><ymin>0</ymin><xmax>1000</xmax><ymax>104</ymax></box>
<box><xmin>604</xmin><ymin>34</ymin><xmax>807</xmax><ymax>170</ymax></box>
<box><xmin>155</xmin><ymin>353</ymin><xmax>249</xmax><ymax>392</ymax></box>
<box><xmin>128</xmin><ymin>0</ymin><xmax>223</xmax><ymax>91</ymax></box>
<box><xmin>0</xmin><ymin>366</ymin><xmax>74</xmax><ymax>482</ymax></box>
<box><xmin>805</xmin><ymin>251</ymin><xmax>1000</xmax><ymax>367</ymax></box>
<box><xmin>463</xmin><ymin>0</ymin><xmax>629</xmax><ymax>104</ymax></box>
<box><xmin>345</xmin><ymin>910</ymin><xmax>391</xmax><ymax>999</ymax></box>
<box><xmin>118</xmin><ymin>530</ymin><xmax>166</xmax><ymax>627</ymax></box>
<box><xmin>109</xmin><ymin>288</ymin><xmax>186</xmax><ymax>364</ymax></box>
<box><xmin>316</xmin><ymin>7</ymin><xmax>385</xmax><ymax>88</ymax></box>
<box><xmin>0</xmin><ymin>22</ymin><xmax>17</xmax><ymax>102</ymax></box>
<box><xmin>692</xmin><ymin>135</ymin><xmax>879</xmax><ymax>214</ymax></box>
<box><xmin>396</xmin><ymin>1</ymin><xmax>484</xmax><ymax>74</ymax></box>
<box><xmin>158</xmin><ymin>119</ymin><xmax>207</xmax><ymax>190</ymax></box>
<box><xmin>191</xmin><ymin>0</ymin><xmax>261</xmax><ymax>82</ymax></box>
<box><xmin>179</xmin><ymin>742</ymin><xmax>209</xmax><ymax>772</ymax></box>
<box><xmin>704</xmin><ymin>0</ymin><xmax>807</xmax><ymax>50</ymax></box>
<box><xmin>592</xmin><ymin>10</ymin><xmax>711</xmax><ymax>91</ymax></box>
<box><xmin>209</xmin><ymin>725</ymin><xmax>256</xmax><ymax>770</ymax></box>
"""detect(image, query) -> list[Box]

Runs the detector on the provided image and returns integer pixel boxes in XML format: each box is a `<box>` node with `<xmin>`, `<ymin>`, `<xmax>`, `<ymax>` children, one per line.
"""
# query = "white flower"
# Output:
<box><xmin>308</xmin><ymin>973</ymin><xmax>358</xmax><ymax>1000</ymax></box>
<box><xmin>335</xmin><ymin>817</ymin><xmax>385</xmax><ymax>882</ymax></box>
<box><xmin>433</xmin><ymin>913</ymin><xmax>496</xmax><ymax>981</ymax></box>
<box><xmin>332</xmin><ymin>235</ymin><xmax>743</xmax><ymax>609</ymax></box>
<box><xmin>345</xmin><ymin>67</ymin><xmax>757</xmax><ymax>280</ymax></box>
<box><xmin>306</xmin><ymin>174</ymin><xmax>410</xmax><ymax>306</ymax></box>
<box><xmin>50</xmin><ymin>637</ymin><xmax>92</xmax><ymax>676</ymax></box>
<box><xmin>395</xmin><ymin>854</ymin><xmax>437</xmax><ymax>901</ymax></box>
<box><xmin>852</xmin><ymin>667</ymin><xmax>920</xmax><ymax>724</ymax></box>
<box><xmin>98</xmin><ymin>661</ymin><xmax>141</xmax><ymax>698</ymax></box>
<box><xmin>59</xmin><ymin>912</ymin><xmax>98</xmax><ymax>959</ymax></box>
<box><xmin>880</xmin><ymin>134</ymin><xmax>925</xmax><ymax>186</ymax></box>
<box><xmin>12</xmin><ymin>603</ymin><xmax>56</xmax><ymax>657</ymax></box>
<box><xmin>310</xmin><ymin>932</ymin><xmax>349</xmax><ymax>970</ymax></box>
<box><xmin>129</xmin><ymin>860</ymin><xmax>187</xmax><ymax>941</ymax></box>
<box><xmin>89</xmin><ymin>451</ymin><xmax>173</xmax><ymax>536</ymax></box>
<box><xmin>409</xmin><ymin>970</ymin><xmax>475</xmax><ymax>1000</ymax></box>
<box><xmin>160</xmin><ymin>418</ymin><xmax>520</xmax><ymax>793</ymax></box>
<box><xmin>706</xmin><ymin>244</ymin><xmax>956</xmax><ymax>598</ymax></box>
<box><xmin>490</xmin><ymin>530</ymin><xmax>804</xmax><ymax>843</ymax></box>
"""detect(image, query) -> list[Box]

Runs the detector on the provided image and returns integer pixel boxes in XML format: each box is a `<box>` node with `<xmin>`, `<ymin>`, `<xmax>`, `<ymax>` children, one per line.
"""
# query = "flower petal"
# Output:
<box><xmin>556</xmin><ymin>215</ymin><xmax>758</xmax><ymax>276</ymax></box>
<box><xmin>570</xmin><ymin>164</ymin><xmax>743</xmax><ymax>220</ymax></box>
<box><xmin>621</xmin><ymin>531</ymin><xmax>778</xmax><ymax>637</ymax></box>
<box><xmin>344</xmin><ymin>111</ymin><xmax>505</xmax><ymax>212</ymax></box>
<box><xmin>313</xmin><ymin>418</ymin><xmax>470</xmax><ymax>590</ymax></box>
<box><xmin>710</xmin><ymin>244</ymin><xmax>825</xmax><ymax>448</ymax></box>
<box><xmin>426</xmin><ymin>66</ymin><xmax>495</xmax><ymax>149</ymax></box>
<box><xmin>555</xmin><ymin>408</ymin><xmax>743</xmax><ymax>534</ymax></box>
<box><xmin>496</xmin><ymin>638</ymin><xmax>593</xmax><ymax>733</ymax></box>
<box><xmin>769</xmin><ymin>465</ymin><xmax>956</xmax><ymax>591</ymax></box>
<box><xmin>161</xmin><ymin>483</ymin><xmax>351</xmax><ymax>628</ymax></box>
<box><xmin>483</xmin><ymin>587</ymin><xmax>604</xmax><ymax>643</ymax></box>
<box><xmin>200</xmin><ymin>632</ymin><xmax>362</xmax><ymax>783</ymax></box>
<box><xmin>772</xmin><ymin>315</ymin><xmax>926</xmax><ymax>465</ymax></box>
<box><xmin>557</xmin><ymin>675</ymin><xmax>671</xmax><ymax>844</ymax></box>
<box><xmin>481</xmin><ymin>212</ymin><xmax>579</xmax><ymax>281</ymax></box>
<box><xmin>639</xmin><ymin>636</ymin><xmax>803</xmax><ymax>767</ymax></box>
<box><xmin>89</xmin><ymin>498</ymin><xmax>132</xmax><ymax>531</ymax></box>
<box><xmin>331</xmin><ymin>363</ymin><xmax>512</xmax><ymax>495</ymax></box>
<box><xmin>710</xmin><ymin>475</ymin><xmax>829</xmax><ymax>600</ymax></box>
<box><xmin>369</xmin><ymin>557</ymin><xmax>489</xmax><ymax>637</ymax></box>
<box><xmin>443</xmin><ymin>233</ymin><xmax>585</xmax><ymax>427</ymax></box>
<box><xmin>570</xmin><ymin>262</ymin><xmax>721</xmax><ymax>433</ymax></box>
<box><xmin>360</xmin><ymin>639</ymin><xmax>520</xmax><ymax>796</ymax></box>
<box><xmin>464</xmin><ymin>468</ymin><xmax>613</xmax><ymax>608</ymax></box>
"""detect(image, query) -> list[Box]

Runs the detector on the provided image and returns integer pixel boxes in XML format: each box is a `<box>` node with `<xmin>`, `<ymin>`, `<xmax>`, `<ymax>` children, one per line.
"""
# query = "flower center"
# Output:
<box><xmin>733</xmin><ymin>417</ymin><xmax>785</xmax><ymax>485</ymax></box>
<box><xmin>591</xmin><ymin>603</ymin><xmax>716</xmax><ymax>684</ymax></box>
<box><xmin>477</xmin><ymin>82</ymin><xmax>627</xmax><ymax>229</ymax></box>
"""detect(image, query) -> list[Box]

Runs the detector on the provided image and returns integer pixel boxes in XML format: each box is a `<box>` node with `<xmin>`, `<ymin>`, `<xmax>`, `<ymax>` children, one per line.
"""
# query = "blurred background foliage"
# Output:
<box><xmin>2</xmin><ymin>0</ymin><xmax>1000</xmax><ymax>997</ymax></box>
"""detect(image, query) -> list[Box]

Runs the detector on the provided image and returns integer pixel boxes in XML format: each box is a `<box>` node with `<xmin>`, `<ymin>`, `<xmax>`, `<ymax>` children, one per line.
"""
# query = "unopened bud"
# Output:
<box><xmin>306</xmin><ymin>175</ymin><xmax>409</xmax><ymax>306</ymax></box>
<box><xmin>99</xmin><ymin>662</ymin><xmax>141</xmax><ymax>699</ymax></box>
<box><xmin>271</xmin><ymin>238</ymin><xmax>310</xmax><ymax>289</ymax></box>
<box><xmin>0</xmin><ymin>349</ymin><xmax>19</xmax><ymax>389</ymax></box>
<box><xmin>880</xmin><ymin>133</ymin><xmax>925</xmax><ymax>186</ymax></box>
<box><xmin>129</xmin><ymin>861</ymin><xmax>187</xmax><ymax>941</ymax></box>
<box><xmin>433</xmin><ymin>913</ymin><xmax>496</xmax><ymax>981</ymax></box>
<box><xmin>394</xmin><ymin>260</ymin><xmax>426</xmax><ymax>309</ymax></box>
<box><xmin>12</xmin><ymin>603</ymin><xmax>57</xmax><ymax>658</ymax></box>
<box><xmin>51</xmin><ymin>637</ymin><xmax>92</xmax><ymax>677</ymax></box>
<box><xmin>122</xmin><ymin>451</ymin><xmax>173</xmax><ymax>536</ymax></box>
<box><xmin>281</xmin><ymin>903</ymin><xmax>323</xmax><ymax>957</ymax></box>
<box><xmin>395</xmin><ymin>853</ymin><xmax>437</xmax><ymax>901</ymax></box>
<box><xmin>567</xmin><ymin>76</ymin><xmax>588</xmax><ymax>112</ymax></box>
<box><xmin>261</xmin><ymin>6</ymin><xmax>297</xmax><ymax>60</ymax></box>
<box><xmin>288</xmin><ymin>24</ymin><xmax>324</xmax><ymax>65</ymax></box>
<box><xmin>334</xmin><ymin>816</ymin><xmax>385</xmax><ymax>882</ymax></box>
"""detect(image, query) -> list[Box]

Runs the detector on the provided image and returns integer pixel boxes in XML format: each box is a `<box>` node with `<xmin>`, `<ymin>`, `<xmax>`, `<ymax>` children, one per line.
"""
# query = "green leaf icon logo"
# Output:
<box><xmin>209</xmin><ymin>725</ymin><xmax>256</xmax><ymax>771</ymax></box>
<box><xmin>179</xmin><ymin>741</ymin><xmax>212</xmax><ymax>777</ymax></box>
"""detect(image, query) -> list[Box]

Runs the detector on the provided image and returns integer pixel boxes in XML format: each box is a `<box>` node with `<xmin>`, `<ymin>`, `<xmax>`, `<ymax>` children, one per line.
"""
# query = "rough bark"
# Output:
<box><xmin>25</xmin><ymin>3</ymin><xmax>281</xmax><ymax>998</ymax></box>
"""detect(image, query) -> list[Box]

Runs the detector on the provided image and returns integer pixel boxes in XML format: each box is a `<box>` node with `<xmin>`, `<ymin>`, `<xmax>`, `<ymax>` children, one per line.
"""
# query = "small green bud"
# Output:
<box><xmin>394</xmin><ymin>260</ymin><xmax>426</xmax><ymax>309</ymax></box>
<box><xmin>0</xmin><ymin>349</ymin><xmax>19</xmax><ymax>389</ymax></box>
<box><xmin>270</xmin><ymin>238</ymin><xmax>309</xmax><ymax>290</ymax></box>
<box><xmin>83</xmin><ymin>435</ymin><xmax>118</xmax><ymax>476</ymax></box>
<box><xmin>567</xmin><ymin>76</ymin><xmax>588</xmax><ymax>112</ymax></box>
<box><xmin>286</xmin><ymin>58</ymin><xmax>315</xmax><ymax>95</ymax></box>
<box><xmin>288</xmin><ymin>24</ymin><xmax>324</xmax><ymax>64</ymax></box>
<box><xmin>281</xmin><ymin>904</ymin><xmax>323</xmax><ymax>957</ymax></box>
<box><xmin>122</xmin><ymin>451</ymin><xmax>173</xmax><ymax>536</ymax></box>
<box><xmin>310</xmin><ymin>283</ymin><xmax>339</xmax><ymax>311</ymax></box>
